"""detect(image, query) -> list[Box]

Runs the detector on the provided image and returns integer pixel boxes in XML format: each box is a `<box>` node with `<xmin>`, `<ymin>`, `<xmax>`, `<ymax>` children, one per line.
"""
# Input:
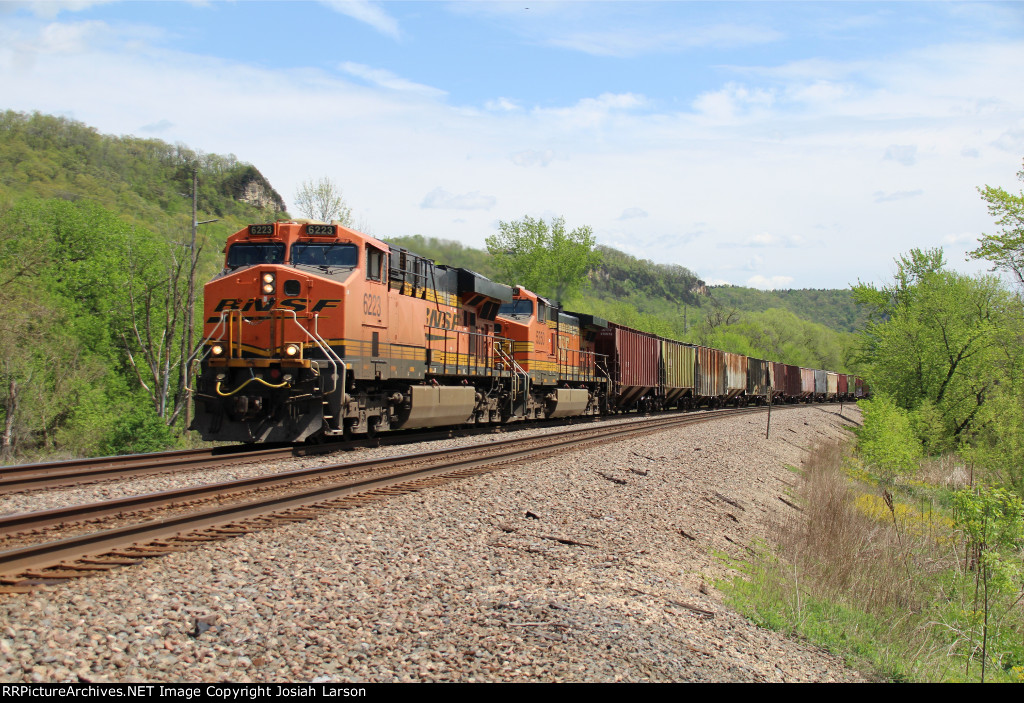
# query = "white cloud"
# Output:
<box><xmin>532</xmin><ymin>92</ymin><xmax>647</xmax><ymax>129</ymax></box>
<box><xmin>320</xmin><ymin>1</ymin><xmax>400</xmax><ymax>39</ymax></box>
<box><xmin>485</xmin><ymin>97</ymin><xmax>521</xmax><ymax>112</ymax></box>
<box><xmin>692</xmin><ymin>82</ymin><xmax>774</xmax><ymax>122</ymax></box>
<box><xmin>942</xmin><ymin>233</ymin><xmax>978</xmax><ymax>246</ymax></box>
<box><xmin>549</xmin><ymin>24</ymin><xmax>782</xmax><ymax>57</ymax></box>
<box><xmin>884</xmin><ymin>144</ymin><xmax>918</xmax><ymax>166</ymax></box>
<box><xmin>873</xmin><ymin>190</ymin><xmax>924</xmax><ymax>203</ymax></box>
<box><xmin>993</xmin><ymin>125</ymin><xmax>1024</xmax><ymax>153</ymax></box>
<box><xmin>29</xmin><ymin>19</ymin><xmax>109</xmax><ymax>53</ymax></box>
<box><xmin>747</xmin><ymin>275</ymin><xmax>795</xmax><ymax>290</ymax></box>
<box><xmin>2</xmin><ymin>1</ymin><xmax>116</xmax><ymax>19</ymax></box>
<box><xmin>338</xmin><ymin>62</ymin><xmax>445</xmax><ymax>97</ymax></box>
<box><xmin>725</xmin><ymin>232</ymin><xmax>807</xmax><ymax>248</ymax></box>
<box><xmin>510</xmin><ymin>149</ymin><xmax>554</xmax><ymax>168</ymax></box>
<box><xmin>140</xmin><ymin>118</ymin><xmax>174</xmax><ymax>133</ymax></box>
<box><xmin>421</xmin><ymin>188</ymin><xmax>497</xmax><ymax>211</ymax></box>
<box><xmin>617</xmin><ymin>208</ymin><xmax>648</xmax><ymax>220</ymax></box>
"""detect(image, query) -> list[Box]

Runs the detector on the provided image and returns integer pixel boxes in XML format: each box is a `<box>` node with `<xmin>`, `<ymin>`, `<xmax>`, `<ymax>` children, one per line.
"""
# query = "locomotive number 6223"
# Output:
<box><xmin>363</xmin><ymin>293</ymin><xmax>382</xmax><ymax>317</ymax></box>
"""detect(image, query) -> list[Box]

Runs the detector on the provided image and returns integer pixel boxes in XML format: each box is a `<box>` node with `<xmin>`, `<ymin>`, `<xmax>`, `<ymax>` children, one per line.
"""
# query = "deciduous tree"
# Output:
<box><xmin>485</xmin><ymin>215</ymin><xmax>601</xmax><ymax>303</ymax></box>
<box><xmin>970</xmin><ymin>160</ymin><xmax>1024</xmax><ymax>288</ymax></box>
<box><xmin>853</xmin><ymin>248</ymin><xmax>1023</xmax><ymax>439</ymax></box>
<box><xmin>293</xmin><ymin>177</ymin><xmax>353</xmax><ymax>224</ymax></box>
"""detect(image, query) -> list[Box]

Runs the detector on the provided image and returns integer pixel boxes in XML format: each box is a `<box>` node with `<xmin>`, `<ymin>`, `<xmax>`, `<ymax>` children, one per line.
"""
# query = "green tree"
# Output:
<box><xmin>970</xmin><ymin>160</ymin><xmax>1024</xmax><ymax>288</ymax></box>
<box><xmin>485</xmin><ymin>215</ymin><xmax>601</xmax><ymax>303</ymax></box>
<box><xmin>857</xmin><ymin>395</ymin><xmax>922</xmax><ymax>479</ymax></box>
<box><xmin>951</xmin><ymin>486</ymin><xmax>1024</xmax><ymax>681</ymax></box>
<box><xmin>293</xmin><ymin>177</ymin><xmax>353</xmax><ymax>224</ymax></box>
<box><xmin>853</xmin><ymin>248</ymin><xmax>1022</xmax><ymax>439</ymax></box>
<box><xmin>0</xmin><ymin>198</ymin><xmax>187</xmax><ymax>460</ymax></box>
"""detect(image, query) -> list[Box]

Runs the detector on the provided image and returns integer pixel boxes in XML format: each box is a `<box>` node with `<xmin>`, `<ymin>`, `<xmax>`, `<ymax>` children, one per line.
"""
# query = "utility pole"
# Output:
<box><xmin>182</xmin><ymin>167</ymin><xmax>217</xmax><ymax>432</ymax></box>
<box><xmin>183</xmin><ymin>168</ymin><xmax>198</xmax><ymax>431</ymax></box>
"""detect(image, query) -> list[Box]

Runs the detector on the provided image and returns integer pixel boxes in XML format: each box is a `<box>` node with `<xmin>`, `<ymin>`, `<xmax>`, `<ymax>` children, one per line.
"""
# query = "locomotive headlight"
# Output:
<box><xmin>211</xmin><ymin>344</ymin><xmax>225</xmax><ymax>356</ymax></box>
<box><xmin>261</xmin><ymin>272</ymin><xmax>275</xmax><ymax>294</ymax></box>
<box><xmin>284</xmin><ymin>344</ymin><xmax>299</xmax><ymax>357</ymax></box>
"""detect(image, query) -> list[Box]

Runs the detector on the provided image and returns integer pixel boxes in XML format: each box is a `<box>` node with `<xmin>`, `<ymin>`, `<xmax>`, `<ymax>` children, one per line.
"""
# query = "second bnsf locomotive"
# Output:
<box><xmin>190</xmin><ymin>221</ymin><xmax>865</xmax><ymax>443</ymax></box>
<box><xmin>190</xmin><ymin>221</ymin><xmax>606</xmax><ymax>442</ymax></box>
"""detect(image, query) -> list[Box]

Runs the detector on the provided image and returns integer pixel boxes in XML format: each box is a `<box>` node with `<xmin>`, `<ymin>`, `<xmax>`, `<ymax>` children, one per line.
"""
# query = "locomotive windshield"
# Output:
<box><xmin>291</xmin><ymin>243</ymin><xmax>359</xmax><ymax>269</ymax></box>
<box><xmin>226</xmin><ymin>243</ymin><xmax>286</xmax><ymax>268</ymax></box>
<box><xmin>497</xmin><ymin>299</ymin><xmax>534</xmax><ymax>317</ymax></box>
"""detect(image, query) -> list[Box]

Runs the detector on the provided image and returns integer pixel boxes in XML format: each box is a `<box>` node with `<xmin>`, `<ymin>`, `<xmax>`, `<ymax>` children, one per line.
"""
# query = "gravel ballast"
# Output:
<box><xmin>0</xmin><ymin>405</ymin><xmax>865</xmax><ymax>682</ymax></box>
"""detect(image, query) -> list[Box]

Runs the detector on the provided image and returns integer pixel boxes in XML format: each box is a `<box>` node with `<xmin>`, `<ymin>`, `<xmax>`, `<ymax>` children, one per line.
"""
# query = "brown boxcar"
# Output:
<box><xmin>814</xmin><ymin>369</ymin><xmax>828</xmax><ymax>398</ymax></box>
<box><xmin>800</xmin><ymin>367</ymin><xmax>816</xmax><ymax>399</ymax></box>
<box><xmin>747</xmin><ymin>357</ymin><xmax>770</xmax><ymax>400</ymax></box>
<box><xmin>783</xmin><ymin>363</ymin><xmax>803</xmax><ymax>399</ymax></box>
<box><xmin>695</xmin><ymin>345</ymin><xmax>725</xmax><ymax>403</ymax></box>
<box><xmin>724</xmin><ymin>351</ymin><xmax>747</xmax><ymax>400</ymax></box>
<box><xmin>768</xmin><ymin>361</ymin><xmax>786</xmax><ymax>400</ymax></box>
<box><xmin>837</xmin><ymin>373</ymin><xmax>848</xmax><ymax>396</ymax></box>
<box><xmin>661</xmin><ymin>338</ymin><xmax>696</xmax><ymax>405</ymax></box>
<box><xmin>595</xmin><ymin>322</ymin><xmax>660</xmax><ymax>410</ymax></box>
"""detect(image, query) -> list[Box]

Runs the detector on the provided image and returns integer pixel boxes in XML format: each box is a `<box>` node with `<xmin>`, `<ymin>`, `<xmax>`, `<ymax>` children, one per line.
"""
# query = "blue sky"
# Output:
<box><xmin>2</xmin><ymin>1</ymin><xmax>1023</xmax><ymax>289</ymax></box>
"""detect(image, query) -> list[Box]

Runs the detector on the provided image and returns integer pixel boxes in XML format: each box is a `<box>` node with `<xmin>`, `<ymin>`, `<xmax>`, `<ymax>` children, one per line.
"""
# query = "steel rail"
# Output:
<box><xmin>0</xmin><ymin>445</ymin><xmax>300</xmax><ymax>493</ymax></box>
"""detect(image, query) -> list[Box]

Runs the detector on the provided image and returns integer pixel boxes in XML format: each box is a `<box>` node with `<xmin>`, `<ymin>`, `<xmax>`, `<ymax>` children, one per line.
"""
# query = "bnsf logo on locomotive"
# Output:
<box><xmin>426</xmin><ymin>308</ymin><xmax>461</xmax><ymax>330</ymax></box>
<box><xmin>211</xmin><ymin>298</ymin><xmax>341</xmax><ymax>315</ymax></box>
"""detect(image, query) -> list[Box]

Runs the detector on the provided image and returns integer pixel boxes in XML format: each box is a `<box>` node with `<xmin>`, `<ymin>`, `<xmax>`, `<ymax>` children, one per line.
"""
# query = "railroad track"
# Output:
<box><xmin>0</xmin><ymin>416</ymin><xmax>626</xmax><ymax>494</ymax></box>
<box><xmin>0</xmin><ymin>444</ymin><xmax>311</xmax><ymax>494</ymax></box>
<box><xmin>0</xmin><ymin>405</ymin><xmax>788</xmax><ymax>592</ymax></box>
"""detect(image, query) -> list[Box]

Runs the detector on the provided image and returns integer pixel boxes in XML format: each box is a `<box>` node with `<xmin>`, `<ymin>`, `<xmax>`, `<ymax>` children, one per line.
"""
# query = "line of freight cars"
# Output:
<box><xmin>595</xmin><ymin>322</ymin><xmax>865</xmax><ymax>412</ymax></box>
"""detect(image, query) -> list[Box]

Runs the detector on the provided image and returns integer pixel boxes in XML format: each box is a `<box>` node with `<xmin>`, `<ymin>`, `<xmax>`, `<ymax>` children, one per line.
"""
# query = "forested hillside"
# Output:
<box><xmin>0</xmin><ymin>111</ymin><xmax>289</xmax><ymax>461</ymax></box>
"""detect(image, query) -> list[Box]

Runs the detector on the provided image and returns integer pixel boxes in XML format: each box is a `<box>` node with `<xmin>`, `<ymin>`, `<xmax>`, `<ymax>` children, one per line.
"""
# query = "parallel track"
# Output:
<box><xmin>0</xmin><ymin>444</ymin><xmax>301</xmax><ymax>494</ymax></box>
<box><xmin>0</xmin><ymin>416</ymin><xmax>629</xmax><ymax>494</ymax></box>
<box><xmin>0</xmin><ymin>405</ymin><xmax>788</xmax><ymax>592</ymax></box>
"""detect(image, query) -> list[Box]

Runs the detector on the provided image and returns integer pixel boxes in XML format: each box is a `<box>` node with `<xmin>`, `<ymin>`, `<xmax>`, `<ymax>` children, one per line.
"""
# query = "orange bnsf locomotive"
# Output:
<box><xmin>189</xmin><ymin>221</ymin><xmax>608</xmax><ymax>442</ymax></box>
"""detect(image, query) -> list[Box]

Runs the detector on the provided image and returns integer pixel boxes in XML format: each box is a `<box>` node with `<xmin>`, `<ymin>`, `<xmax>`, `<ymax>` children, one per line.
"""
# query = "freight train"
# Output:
<box><xmin>189</xmin><ymin>221</ymin><xmax>864</xmax><ymax>443</ymax></box>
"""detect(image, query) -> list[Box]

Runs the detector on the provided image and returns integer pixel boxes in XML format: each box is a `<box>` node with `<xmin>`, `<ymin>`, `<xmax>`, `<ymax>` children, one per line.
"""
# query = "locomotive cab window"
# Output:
<box><xmin>226</xmin><ymin>243</ymin><xmax>285</xmax><ymax>268</ymax></box>
<box><xmin>366</xmin><ymin>246</ymin><xmax>385</xmax><ymax>282</ymax></box>
<box><xmin>497</xmin><ymin>299</ymin><xmax>533</xmax><ymax>317</ymax></box>
<box><xmin>291</xmin><ymin>243</ymin><xmax>358</xmax><ymax>269</ymax></box>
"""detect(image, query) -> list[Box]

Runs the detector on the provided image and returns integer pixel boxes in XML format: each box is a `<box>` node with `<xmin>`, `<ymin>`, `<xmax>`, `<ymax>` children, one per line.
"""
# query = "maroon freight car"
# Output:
<box><xmin>595</xmin><ymin>322</ymin><xmax>661</xmax><ymax>411</ymax></box>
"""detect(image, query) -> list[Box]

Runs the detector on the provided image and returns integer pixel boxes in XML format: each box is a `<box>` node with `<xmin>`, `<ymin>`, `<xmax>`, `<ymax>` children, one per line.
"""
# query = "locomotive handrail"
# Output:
<box><xmin>304</xmin><ymin>310</ymin><xmax>345</xmax><ymax>397</ymax></box>
<box><xmin>493</xmin><ymin>340</ymin><xmax>529</xmax><ymax>416</ymax></box>
<box><xmin>184</xmin><ymin>311</ymin><xmax>231</xmax><ymax>393</ymax></box>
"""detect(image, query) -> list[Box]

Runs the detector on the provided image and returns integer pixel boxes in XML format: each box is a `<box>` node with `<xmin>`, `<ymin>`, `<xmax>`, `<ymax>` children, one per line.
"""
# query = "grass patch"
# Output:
<box><xmin>719</xmin><ymin>440</ymin><xmax>1024</xmax><ymax>683</ymax></box>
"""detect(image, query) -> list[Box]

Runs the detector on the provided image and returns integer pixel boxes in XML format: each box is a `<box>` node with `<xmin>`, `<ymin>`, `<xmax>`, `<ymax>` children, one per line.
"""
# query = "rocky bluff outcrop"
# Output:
<box><xmin>222</xmin><ymin>164</ymin><xmax>286</xmax><ymax>212</ymax></box>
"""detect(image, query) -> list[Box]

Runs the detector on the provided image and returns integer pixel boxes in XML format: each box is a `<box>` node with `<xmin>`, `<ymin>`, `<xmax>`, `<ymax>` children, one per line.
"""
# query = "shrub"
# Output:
<box><xmin>858</xmin><ymin>395</ymin><xmax>922</xmax><ymax>480</ymax></box>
